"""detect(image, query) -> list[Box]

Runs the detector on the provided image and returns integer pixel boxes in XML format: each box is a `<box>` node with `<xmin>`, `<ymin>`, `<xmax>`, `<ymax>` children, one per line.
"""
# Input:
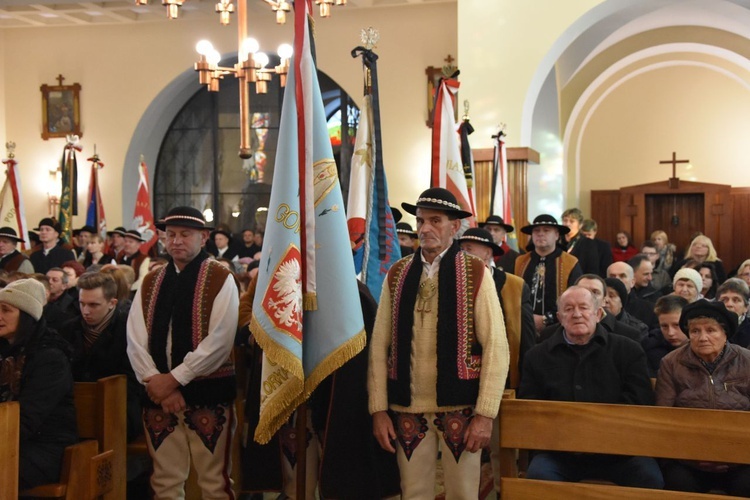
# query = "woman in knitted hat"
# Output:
<box><xmin>655</xmin><ymin>299</ymin><xmax>750</xmax><ymax>495</ymax></box>
<box><xmin>0</xmin><ymin>278</ymin><xmax>78</xmax><ymax>489</ymax></box>
<box><xmin>672</xmin><ymin>267</ymin><xmax>703</xmax><ymax>303</ymax></box>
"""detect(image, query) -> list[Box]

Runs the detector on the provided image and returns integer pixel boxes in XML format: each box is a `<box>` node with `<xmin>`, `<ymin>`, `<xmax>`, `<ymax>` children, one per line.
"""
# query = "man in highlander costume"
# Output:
<box><xmin>368</xmin><ymin>187</ymin><xmax>509</xmax><ymax>498</ymax></box>
<box><xmin>127</xmin><ymin>206</ymin><xmax>239</xmax><ymax>499</ymax></box>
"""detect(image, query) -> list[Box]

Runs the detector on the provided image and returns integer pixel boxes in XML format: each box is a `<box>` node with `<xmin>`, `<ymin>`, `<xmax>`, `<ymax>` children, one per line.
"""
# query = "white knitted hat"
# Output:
<box><xmin>673</xmin><ymin>268</ymin><xmax>703</xmax><ymax>293</ymax></box>
<box><xmin>0</xmin><ymin>279</ymin><xmax>48</xmax><ymax>321</ymax></box>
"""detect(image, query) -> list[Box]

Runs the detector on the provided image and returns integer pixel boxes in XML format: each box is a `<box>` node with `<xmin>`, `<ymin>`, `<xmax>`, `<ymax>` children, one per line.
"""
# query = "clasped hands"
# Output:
<box><xmin>144</xmin><ymin>373</ymin><xmax>185</xmax><ymax>414</ymax></box>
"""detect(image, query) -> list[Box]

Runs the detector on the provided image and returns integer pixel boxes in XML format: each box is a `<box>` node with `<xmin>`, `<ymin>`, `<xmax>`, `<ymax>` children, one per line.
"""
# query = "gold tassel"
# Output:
<box><xmin>303</xmin><ymin>292</ymin><xmax>318</xmax><ymax>311</ymax></box>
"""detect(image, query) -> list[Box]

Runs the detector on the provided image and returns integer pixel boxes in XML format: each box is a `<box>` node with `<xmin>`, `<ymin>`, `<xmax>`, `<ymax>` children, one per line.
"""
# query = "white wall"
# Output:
<box><xmin>1</xmin><ymin>3</ymin><xmax>456</xmax><ymax>230</ymax></box>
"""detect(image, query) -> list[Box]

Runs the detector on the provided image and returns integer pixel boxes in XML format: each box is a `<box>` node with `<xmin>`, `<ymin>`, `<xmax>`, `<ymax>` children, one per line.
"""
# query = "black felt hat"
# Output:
<box><xmin>458</xmin><ymin>227</ymin><xmax>504</xmax><ymax>256</ymax></box>
<box><xmin>390</xmin><ymin>207</ymin><xmax>403</xmax><ymax>224</ymax></box>
<box><xmin>211</xmin><ymin>228</ymin><xmax>233</xmax><ymax>242</ymax></box>
<box><xmin>123</xmin><ymin>230</ymin><xmax>145</xmax><ymax>242</ymax></box>
<box><xmin>106</xmin><ymin>226</ymin><xmax>127</xmax><ymax>237</ymax></box>
<box><xmin>401</xmin><ymin>187</ymin><xmax>473</xmax><ymax>219</ymax></box>
<box><xmin>35</xmin><ymin>217</ymin><xmax>61</xmax><ymax>234</ymax></box>
<box><xmin>0</xmin><ymin>227</ymin><xmax>24</xmax><ymax>243</ymax></box>
<box><xmin>481</xmin><ymin>215</ymin><xmax>514</xmax><ymax>233</ymax></box>
<box><xmin>78</xmin><ymin>225</ymin><xmax>97</xmax><ymax>235</ymax></box>
<box><xmin>520</xmin><ymin>214</ymin><xmax>570</xmax><ymax>235</ymax></box>
<box><xmin>679</xmin><ymin>299</ymin><xmax>737</xmax><ymax>338</ymax></box>
<box><xmin>156</xmin><ymin>206</ymin><xmax>213</xmax><ymax>231</ymax></box>
<box><xmin>396</xmin><ymin>222</ymin><xmax>417</xmax><ymax>238</ymax></box>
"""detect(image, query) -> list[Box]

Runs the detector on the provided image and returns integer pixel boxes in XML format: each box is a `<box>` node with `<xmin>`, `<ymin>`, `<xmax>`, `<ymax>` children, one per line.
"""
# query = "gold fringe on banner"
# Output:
<box><xmin>303</xmin><ymin>329</ymin><xmax>366</xmax><ymax>397</ymax></box>
<box><xmin>303</xmin><ymin>292</ymin><xmax>318</xmax><ymax>311</ymax></box>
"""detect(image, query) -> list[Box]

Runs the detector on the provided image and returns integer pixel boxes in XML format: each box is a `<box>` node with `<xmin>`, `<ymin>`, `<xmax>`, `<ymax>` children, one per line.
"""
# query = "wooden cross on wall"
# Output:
<box><xmin>659</xmin><ymin>151</ymin><xmax>689</xmax><ymax>189</ymax></box>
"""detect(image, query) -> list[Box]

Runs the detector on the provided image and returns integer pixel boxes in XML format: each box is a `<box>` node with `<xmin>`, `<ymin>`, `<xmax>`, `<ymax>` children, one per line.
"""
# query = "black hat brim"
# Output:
<box><xmin>520</xmin><ymin>222</ymin><xmax>570</xmax><ymax>235</ymax></box>
<box><xmin>481</xmin><ymin>221</ymin><xmax>515</xmax><ymax>233</ymax></box>
<box><xmin>156</xmin><ymin>220</ymin><xmax>214</xmax><ymax>231</ymax></box>
<box><xmin>401</xmin><ymin>201</ymin><xmax>473</xmax><ymax>219</ymax></box>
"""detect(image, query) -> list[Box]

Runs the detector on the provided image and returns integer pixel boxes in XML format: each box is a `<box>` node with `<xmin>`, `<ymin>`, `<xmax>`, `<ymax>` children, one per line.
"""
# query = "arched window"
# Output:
<box><xmin>154</xmin><ymin>58</ymin><xmax>358</xmax><ymax>234</ymax></box>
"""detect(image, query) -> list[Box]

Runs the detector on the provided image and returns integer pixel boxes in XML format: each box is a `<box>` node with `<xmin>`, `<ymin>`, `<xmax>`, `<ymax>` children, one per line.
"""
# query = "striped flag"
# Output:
<box><xmin>0</xmin><ymin>156</ymin><xmax>30</xmax><ymax>251</ymax></box>
<box><xmin>250</xmin><ymin>0</ymin><xmax>365</xmax><ymax>444</ymax></box>
<box><xmin>85</xmin><ymin>154</ymin><xmax>107</xmax><ymax>241</ymax></box>
<box><xmin>490</xmin><ymin>132</ymin><xmax>518</xmax><ymax>251</ymax></box>
<box><xmin>430</xmin><ymin>78</ymin><xmax>476</xmax><ymax>230</ymax></box>
<box><xmin>131</xmin><ymin>157</ymin><xmax>157</xmax><ymax>254</ymax></box>
<box><xmin>347</xmin><ymin>47</ymin><xmax>400</xmax><ymax>300</ymax></box>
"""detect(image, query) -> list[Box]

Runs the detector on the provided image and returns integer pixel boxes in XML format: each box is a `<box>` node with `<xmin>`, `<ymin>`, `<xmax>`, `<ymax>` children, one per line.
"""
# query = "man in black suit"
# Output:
<box><xmin>29</xmin><ymin>218</ymin><xmax>76</xmax><ymax>274</ymax></box>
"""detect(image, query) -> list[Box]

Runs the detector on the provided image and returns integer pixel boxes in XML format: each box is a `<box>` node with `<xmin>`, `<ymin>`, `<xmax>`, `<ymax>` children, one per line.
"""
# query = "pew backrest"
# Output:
<box><xmin>0</xmin><ymin>401</ymin><xmax>19</xmax><ymax>500</ymax></box>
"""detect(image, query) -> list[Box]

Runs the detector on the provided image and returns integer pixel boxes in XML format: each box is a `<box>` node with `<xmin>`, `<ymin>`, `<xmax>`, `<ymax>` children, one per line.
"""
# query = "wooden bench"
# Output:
<box><xmin>499</xmin><ymin>396</ymin><xmax>750</xmax><ymax>499</ymax></box>
<box><xmin>20</xmin><ymin>375</ymin><xmax>127</xmax><ymax>500</ymax></box>
<box><xmin>0</xmin><ymin>401</ymin><xmax>20</xmax><ymax>499</ymax></box>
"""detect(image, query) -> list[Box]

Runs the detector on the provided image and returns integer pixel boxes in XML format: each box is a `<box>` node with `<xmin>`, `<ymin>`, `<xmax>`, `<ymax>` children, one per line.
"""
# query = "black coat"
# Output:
<box><xmin>519</xmin><ymin>325</ymin><xmax>654</xmax><ymax>405</ymax></box>
<box><xmin>563</xmin><ymin>234</ymin><xmax>600</xmax><ymax>276</ymax></box>
<box><xmin>0</xmin><ymin>324</ymin><xmax>77</xmax><ymax>489</ymax></box>
<box><xmin>59</xmin><ymin>306</ymin><xmax>144</xmax><ymax>441</ymax></box>
<box><xmin>625</xmin><ymin>290</ymin><xmax>659</xmax><ymax>330</ymax></box>
<box><xmin>641</xmin><ymin>328</ymin><xmax>680</xmax><ymax>378</ymax></box>
<box><xmin>538</xmin><ymin>311</ymin><xmax>642</xmax><ymax>344</ymax></box>
<box><xmin>29</xmin><ymin>244</ymin><xmax>76</xmax><ymax>274</ymax></box>
<box><xmin>593</xmin><ymin>238</ymin><xmax>613</xmax><ymax>278</ymax></box>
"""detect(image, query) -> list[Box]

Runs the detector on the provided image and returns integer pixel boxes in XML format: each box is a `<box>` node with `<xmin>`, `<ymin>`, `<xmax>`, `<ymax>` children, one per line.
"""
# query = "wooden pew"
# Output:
<box><xmin>19</xmin><ymin>375</ymin><xmax>127</xmax><ymax>500</ymax></box>
<box><xmin>0</xmin><ymin>401</ymin><xmax>20</xmax><ymax>500</ymax></box>
<box><xmin>499</xmin><ymin>397</ymin><xmax>750</xmax><ymax>499</ymax></box>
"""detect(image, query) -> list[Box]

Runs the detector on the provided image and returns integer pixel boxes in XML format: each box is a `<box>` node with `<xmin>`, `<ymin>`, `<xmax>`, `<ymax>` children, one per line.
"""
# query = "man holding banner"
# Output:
<box><xmin>127</xmin><ymin>206</ymin><xmax>238</xmax><ymax>500</ymax></box>
<box><xmin>368</xmin><ymin>187</ymin><xmax>509</xmax><ymax>498</ymax></box>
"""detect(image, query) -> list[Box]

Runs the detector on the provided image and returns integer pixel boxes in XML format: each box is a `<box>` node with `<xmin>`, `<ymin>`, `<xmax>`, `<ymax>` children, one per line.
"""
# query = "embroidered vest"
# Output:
<box><xmin>141</xmin><ymin>259</ymin><xmax>235</xmax><ymax>406</ymax></box>
<box><xmin>493</xmin><ymin>271</ymin><xmax>524</xmax><ymax>388</ymax></box>
<box><xmin>122</xmin><ymin>251</ymin><xmax>148</xmax><ymax>282</ymax></box>
<box><xmin>514</xmin><ymin>251</ymin><xmax>578</xmax><ymax>299</ymax></box>
<box><xmin>386</xmin><ymin>244</ymin><xmax>486</xmax><ymax>408</ymax></box>
<box><xmin>0</xmin><ymin>251</ymin><xmax>28</xmax><ymax>272</ymax></box>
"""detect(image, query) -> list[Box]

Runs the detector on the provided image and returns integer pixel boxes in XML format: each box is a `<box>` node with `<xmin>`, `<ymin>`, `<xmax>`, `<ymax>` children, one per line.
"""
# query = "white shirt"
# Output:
<box><xmin>126</xmin><ymin>263</ymin><xmax>239</xmax><ymax>387</ymax></box>
<box><xmin>420</xmin><ymin>246</ymin><xmax>452</xmax><ymax>279</ymax></box>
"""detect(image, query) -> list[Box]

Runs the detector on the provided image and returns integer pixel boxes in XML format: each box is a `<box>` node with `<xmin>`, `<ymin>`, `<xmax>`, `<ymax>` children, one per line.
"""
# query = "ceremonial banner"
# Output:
<box><xmin>58</xmin><ymin>140</ymin><xmax>80</xmax><ymax>242</ymax></box>
<box><xmin>347</xmin><ymin>46</ymin><xmax>400</xmax><ymax>300</ymax></box>
<box><xmin>85</xmin><ymin>154</ymin><xmax>107</xmax><ymax>240</ymax></box>
<box><xmin>458</xmin><ymin>117</ymin><xmax>477</xmax><ymax>222</ymax></box>
<box><xmin>251</xmin><ymin>0</ymin><xmax>365</xmax><ymax>444</ymax></box>
<box><xmin>430</xmin><ymin>78</ymin><xmax>476</xmax><ymax>230</ymax></box>
<box><xmin>0</xmin><ymin>156</ymin><xmax>30</xmax><ymax>250</ymax></box>
<box><xmin>131</xmin><ymin>158</ymin><xmax>157</xmax><ymax>254</ymax></box>
<box><xmin>490</xmin><ymin>133</ymin><xmax>518</xmax><ymax>251</ymax></box>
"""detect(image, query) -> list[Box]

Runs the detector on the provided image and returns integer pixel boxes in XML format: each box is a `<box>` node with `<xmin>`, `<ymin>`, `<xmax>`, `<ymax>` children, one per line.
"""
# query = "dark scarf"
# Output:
<box><xmin>388</xmin><ymin>242</ymin><xmax>483</xmax><ymax>407</ymax></box>
<box><xmin>82</xmin><ymin>306</ymin><xmax>116</xmax><ymax>350</ymax></box>
<box><xmin>150</xmin><ymin>250</ymin><xmax>210</xmax><ymax>372</ymax></box>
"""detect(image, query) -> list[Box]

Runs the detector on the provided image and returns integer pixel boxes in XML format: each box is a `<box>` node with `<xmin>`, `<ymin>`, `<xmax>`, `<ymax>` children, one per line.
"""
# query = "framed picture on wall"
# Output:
<box><xmin>40</xmin><ymin>76</ymin><xmax>82</xmax><ymax>140</ymax></box>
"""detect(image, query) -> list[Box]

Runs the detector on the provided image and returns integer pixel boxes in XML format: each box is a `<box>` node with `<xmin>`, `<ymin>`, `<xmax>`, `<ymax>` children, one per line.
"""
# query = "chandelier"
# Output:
<box><xmin>134</xmin><ymin>0</ymin><xmax>346</xmax><ymax>158</ymax></box>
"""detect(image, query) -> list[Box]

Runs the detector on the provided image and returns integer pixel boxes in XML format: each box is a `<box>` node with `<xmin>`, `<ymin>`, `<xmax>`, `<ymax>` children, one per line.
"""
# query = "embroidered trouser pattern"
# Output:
<box><xmin>279</xmin><ymin>410</ymin><xmax>320</xmax><ymax>500</ymax></box>
<box><xmin>391</xmin><ymin>408</ymin><xmax>481</xmax><ymax>500</ymax></box>
<box><xmin>143</xmin><ymin>403</ymin><xmax>236</xmax><ymax>500</ymax></box>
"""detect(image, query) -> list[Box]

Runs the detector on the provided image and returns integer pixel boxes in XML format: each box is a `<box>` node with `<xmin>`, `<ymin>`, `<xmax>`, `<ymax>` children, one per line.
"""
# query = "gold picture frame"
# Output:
<box><xmin>40</xmin><ymin>76</ymin><xmax>82</xmax><ymax>140</ymax></box>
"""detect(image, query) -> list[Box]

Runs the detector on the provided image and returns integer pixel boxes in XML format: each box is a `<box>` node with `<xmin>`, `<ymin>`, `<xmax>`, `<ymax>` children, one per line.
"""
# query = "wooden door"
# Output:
<box><xmin>645</xmin><ymin>193</ymin><xmax>704</xmax><ymax>256</ymax></box>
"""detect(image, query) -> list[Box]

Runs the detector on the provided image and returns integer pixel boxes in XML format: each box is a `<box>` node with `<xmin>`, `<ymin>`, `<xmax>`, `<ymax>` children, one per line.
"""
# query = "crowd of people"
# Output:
<box><xmin>1</xmin><ymin>194</ymin><xmax>749</xmax><ymax>498</ymax></box>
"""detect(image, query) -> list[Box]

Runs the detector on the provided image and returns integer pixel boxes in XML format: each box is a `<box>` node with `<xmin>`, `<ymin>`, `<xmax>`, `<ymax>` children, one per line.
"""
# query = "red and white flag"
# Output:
<box><xmin>131</xmin><ymin>157</ymin><xmax>157</xmax><ymax>254</ymax></box>
<box><xmin>0</xmin><ymin>156</ymin><xmax>30</xmax><ymax>251</ymax></box>
<box><xmin>430</xmin><ymin>78</ymin><xmax>476</xmax><ymax>229</ymax></box>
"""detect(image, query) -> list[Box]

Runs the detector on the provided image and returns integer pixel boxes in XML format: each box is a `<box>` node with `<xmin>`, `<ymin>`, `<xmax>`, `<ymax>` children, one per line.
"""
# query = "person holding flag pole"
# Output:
<box><xmin>0</xmin><ymin>141</ymin><xmax>33</xmax><ymax>272</ymax></box>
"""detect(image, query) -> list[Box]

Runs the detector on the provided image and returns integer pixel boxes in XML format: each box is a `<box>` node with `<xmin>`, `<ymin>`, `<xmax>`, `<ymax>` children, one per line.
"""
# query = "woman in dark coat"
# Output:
<box><xmin>0</xmin><ymin>279</ymin><xmax>77</xmax><ymax>490</ymax></box>
<box><xmin>656</xmin><ymin>300</ymin><xmax>750</xmax><ymax>495</ymax></box>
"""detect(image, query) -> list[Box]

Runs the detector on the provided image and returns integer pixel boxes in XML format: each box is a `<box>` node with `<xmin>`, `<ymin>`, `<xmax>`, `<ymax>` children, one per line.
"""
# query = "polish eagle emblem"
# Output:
<box><xmin>263</xmin><ymin>245</ymin><xmax>303</xmax><ymax>341</ymax></box>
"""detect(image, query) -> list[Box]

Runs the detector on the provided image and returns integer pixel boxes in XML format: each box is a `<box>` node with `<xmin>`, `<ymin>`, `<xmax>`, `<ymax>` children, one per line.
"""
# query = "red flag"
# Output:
<box><xmin>430</xmin><ymin>78</ymin><xmax>476</xmax><ymax>229</ymax></box>
<box><xmin>132</xmin><ymin>157</ymin><xmax>157</xmax><ymax>254</ymax></box>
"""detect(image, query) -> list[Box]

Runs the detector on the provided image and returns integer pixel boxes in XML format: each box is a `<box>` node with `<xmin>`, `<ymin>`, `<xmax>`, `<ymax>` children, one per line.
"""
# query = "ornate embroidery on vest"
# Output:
<box><xmin>387</xmin><ymin>258</ymin><xmax>414</xmax><ymax>380</ymax></box>
<box><xmin>143</xmin><ymin>267</ymin><xmax>167</xmax><ymax>335</ymax></box>
<box><xmin>193</xmin><ymin>261</ymin><xmax>235</xmax><ymax>381</ymax></box>
<box><xmin>456</xmin><ymin>253</ymin><xmax>481</xmax><ymax>380</ymax></box>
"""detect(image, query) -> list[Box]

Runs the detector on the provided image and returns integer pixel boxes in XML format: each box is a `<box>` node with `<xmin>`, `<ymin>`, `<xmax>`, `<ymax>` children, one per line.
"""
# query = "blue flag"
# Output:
<box><xmin>250</xmin><ymin>2</ymin><xmax>365</xmax><ymax>444</ymax></box>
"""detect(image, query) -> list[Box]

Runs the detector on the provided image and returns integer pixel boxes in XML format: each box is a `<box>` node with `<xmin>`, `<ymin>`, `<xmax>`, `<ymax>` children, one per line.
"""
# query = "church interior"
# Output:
<box><xmin>2</xmin><ymin>0</ymin><xmax>750</xmax><ymax>269</ymax></box>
